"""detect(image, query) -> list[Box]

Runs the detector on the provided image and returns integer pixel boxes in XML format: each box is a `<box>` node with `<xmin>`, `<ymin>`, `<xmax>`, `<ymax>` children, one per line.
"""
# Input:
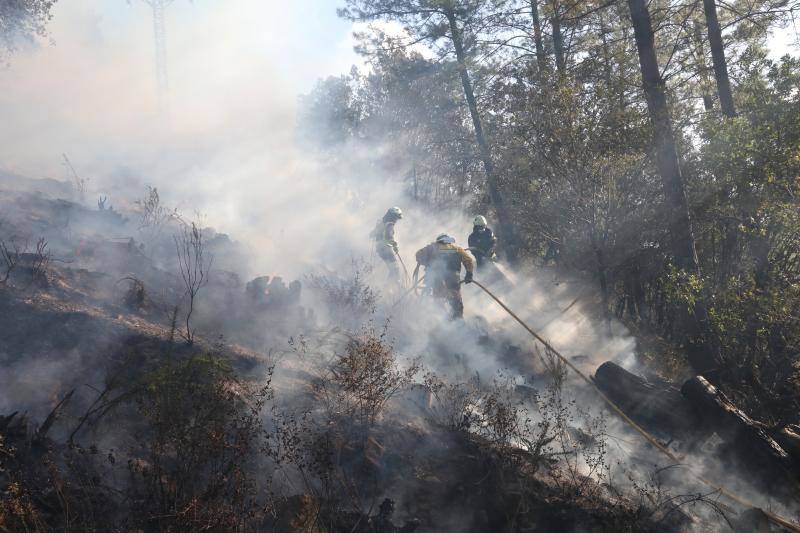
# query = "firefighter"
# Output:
<box><xmin>373</xmin><ymin>207</ymin><xmax>403</xmax><ymax>283</ymax></box>
<box><xmin>467</xmin><ymin>215</ymin><xmax>497</xmax><ymax>270</ymax></box>
<box><xmin>415</xmin><ymin>234</ymin><xmax>474</xmax><ymax>319</ymax></box>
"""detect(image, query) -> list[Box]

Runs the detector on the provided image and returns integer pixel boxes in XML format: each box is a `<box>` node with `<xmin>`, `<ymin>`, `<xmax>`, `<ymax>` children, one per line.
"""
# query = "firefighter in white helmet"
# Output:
<box><xmin>415</xmin><ymin>234</ymin><xmax>474</xmax><ymax>319</ymax></box>
<box><xmin>468</xmin><ymin>215</ymin><xmax>497</xmax><ymax>270</ymax></box>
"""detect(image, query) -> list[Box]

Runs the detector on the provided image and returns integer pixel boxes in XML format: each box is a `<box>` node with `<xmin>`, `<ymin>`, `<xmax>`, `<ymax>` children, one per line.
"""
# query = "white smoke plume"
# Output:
<box><xmin>7</xmin><ymin>3</ymin><xmax>794</xmax><ymax>530</ymax></box>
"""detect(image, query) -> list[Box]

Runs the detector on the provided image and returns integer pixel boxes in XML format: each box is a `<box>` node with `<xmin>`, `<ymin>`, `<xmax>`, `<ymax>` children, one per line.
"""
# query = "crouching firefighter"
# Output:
<box><xmin>372</xmin><ymin>207</ymin><xmax>403</xmax><ymax>284</ymax></box>
<box><xmin>468</xmin><ymin>215</ymin><xmax>497</xmax><ymax>270</ymax></box>
<box><xmin>415</xmin><ymin>234</ymin><xmax>474</xmax><ymax>319</ymax></box>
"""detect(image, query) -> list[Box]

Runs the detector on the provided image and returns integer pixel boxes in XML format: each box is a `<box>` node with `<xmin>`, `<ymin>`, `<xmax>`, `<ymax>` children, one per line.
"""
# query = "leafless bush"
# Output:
<box><xmin>136</xmin><ymin>186</ymin><xmax>180</xmax><ymax>249</ymax></box>
<box><xmin>30</xmin><ymin>237</ymin><xmax>50</xmax><ymax>286</ymax></box>
<box><xmin>306</xmin><ymin>259</ymin><xmax>379</xmax><ymax>319</ymax></box>
<box><xmin>620</xmin><ymin>465</ymin><xmax>733</xmax><ymax>528</ymax></box>
<box><xmin>424</xmin><ymin>371</ymin><xmax>556</xmax><ymax>466</ymax></box>
<box><xmin>423</xmin><ymin>372</ymin><xmax>481</xmax><ymax>432</ymax></box>
<box><xmin>0</xmin><ymin>238</ymin><xmax>23</xmax><ymax>284</ymax></box>
<box><xmin>63</xmin><ymin>153</ymin><xmax>87</xmax><ymax>204</ymax></box>
<box><xmin>174</xmin><ymin>222</ymin><xmax>213</xmax><ymax>344</ymax></box>
<box><xmin>534</xmin><ymin>345</ymin><xmax>609</xmax><ymax>498</ymax></box>
<box><xmin>117</xmin><ymin>276</ymin><xmax>146</xmax><ymax>310</ymax></box>
<box><xmin>0</xmin><ymin>237</ymin><xmax>48</xmax><ymax>287</ymax></box>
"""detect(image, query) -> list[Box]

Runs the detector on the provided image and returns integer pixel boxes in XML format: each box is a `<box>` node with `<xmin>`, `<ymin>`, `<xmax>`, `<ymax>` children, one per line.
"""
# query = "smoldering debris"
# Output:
<box><xmin>1</xmin><ymin>181</ymin><xmax>799</xmax><ymax>532</ymax></box>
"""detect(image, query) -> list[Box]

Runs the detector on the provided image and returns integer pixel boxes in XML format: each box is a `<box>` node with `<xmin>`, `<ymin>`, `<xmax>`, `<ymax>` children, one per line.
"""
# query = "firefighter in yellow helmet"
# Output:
<box><xmin>415</xmin><ymin>234</ymin><xmax>475</xmax><ymax>319</ymax></box>
<box><xmin>372</xmin><ymin>207</ymin><xmax>403</xmax><ymax>283</ymax></box>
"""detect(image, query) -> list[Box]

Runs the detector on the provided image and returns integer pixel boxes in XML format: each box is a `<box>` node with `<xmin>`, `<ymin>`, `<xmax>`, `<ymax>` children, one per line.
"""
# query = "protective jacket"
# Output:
<box><xmin>415</xmin><ymin>242</ymin><xmax>474</xmax><ymax>280</ymax></box>
<box><xmin>468</xmin><ymin>226</ymin><xmax>497</xmax><ymax>259</ymax></box>
<box><xmin>373</xmin><ymin>218</ymin><xmax>398</xmax><ymax>258</ymax></box>
<box><xmin>415</xmin><ymin>241</ymin><xmax>474</xmax><ymax>318</ymax></box>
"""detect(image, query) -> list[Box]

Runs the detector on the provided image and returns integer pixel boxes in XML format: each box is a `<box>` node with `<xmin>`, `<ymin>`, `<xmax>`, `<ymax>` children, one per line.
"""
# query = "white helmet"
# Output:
<box><xmin>436</xmin><ymin>234</ymin><xmax>455</xmax><ymax>244</ymax></box>
<box><xmin>386</xmin><ymin>206</ymin><xmax>403</xmax><ymax>219</ymax></box>
<box><xmin>473</xmin><ymin>215</ymin><xmax>487</xmax><ymax>227</ymax></box>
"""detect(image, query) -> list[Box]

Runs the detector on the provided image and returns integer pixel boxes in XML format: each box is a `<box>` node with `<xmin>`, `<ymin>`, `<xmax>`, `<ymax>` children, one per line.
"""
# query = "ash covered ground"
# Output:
<box><xmin>1</xmin><ymin>178</ymin><xmax>797</xmax><ymax>532</ymax></box>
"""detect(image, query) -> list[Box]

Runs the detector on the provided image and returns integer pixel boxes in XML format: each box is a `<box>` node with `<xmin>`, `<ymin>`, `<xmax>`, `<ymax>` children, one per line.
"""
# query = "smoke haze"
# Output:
<box><xmin>8</xmin><ymin>4</ymin><xmax>796</xmax><ymax>530</ymax></box>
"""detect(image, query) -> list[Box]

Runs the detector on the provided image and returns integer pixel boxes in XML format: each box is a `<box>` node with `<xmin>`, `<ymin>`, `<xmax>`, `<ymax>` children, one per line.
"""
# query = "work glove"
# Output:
<box><xmin>464</xmin><ymin>271</ymin><xmax>474</xmax><ymax>284</ymax></box>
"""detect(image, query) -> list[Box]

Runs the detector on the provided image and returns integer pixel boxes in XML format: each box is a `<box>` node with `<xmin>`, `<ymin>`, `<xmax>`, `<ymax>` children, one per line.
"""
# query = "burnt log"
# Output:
<box><xmin>772</xmin><ymin>424</ymin><xmax>800</xmax><ymax>469</ymax></box>
<box><xmin>681</xmin><ymin>376</ymin><xmax>797</xmax><ymax>488</ymax></box>
<box><xmin>594</xmin><ymin>362</ymin><xmax>699</xmax><ymax>440</ymax></box>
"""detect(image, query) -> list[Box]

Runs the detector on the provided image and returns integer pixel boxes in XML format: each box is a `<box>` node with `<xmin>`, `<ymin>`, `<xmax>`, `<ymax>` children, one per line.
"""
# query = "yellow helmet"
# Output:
<box><xmin>473</xmin><ymin>215</ymin><xmax>487</xmax><ymax>227</ymax></box>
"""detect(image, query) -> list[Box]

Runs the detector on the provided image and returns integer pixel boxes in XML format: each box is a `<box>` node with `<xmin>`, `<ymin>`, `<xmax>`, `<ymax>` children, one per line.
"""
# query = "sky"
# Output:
<box><xmin>0</xmin><ymin>0</ymin><xmax>360</xmax><ymax>183</ymax></box>
<box><xmin>0</xmin><ymin>0</ymin><xmax>376</xmax><ymax>243</ymax></box>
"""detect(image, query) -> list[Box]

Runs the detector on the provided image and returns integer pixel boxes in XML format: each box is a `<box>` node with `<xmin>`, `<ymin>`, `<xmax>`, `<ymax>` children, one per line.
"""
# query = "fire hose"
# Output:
<box><xmin>394</xmin><ymin>249</ymin><xmax>412</xmax><ymax>288</ymax></box>
<box><xmin>467</xmin><ymin>279</ymin><xmax>800</xmax><ymax>532</ymax></box>
<box><xmin>391</xmin><ymin>272</ymin><xmax>426</xmax><ymax>308</ymax></box>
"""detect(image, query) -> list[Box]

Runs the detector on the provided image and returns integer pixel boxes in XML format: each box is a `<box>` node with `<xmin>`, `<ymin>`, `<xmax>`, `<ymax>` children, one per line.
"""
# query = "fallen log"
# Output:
<box><xmin>772</xmin><ymin>424</ymin><xmax>800</xmax><ymax>469</ymax></box>
<box><xmin>681</xmin><ymin>376</ymin><xmax>797</xmax><ymax>489</ymax></box>
<box><xmin>593</xmin><ymin>362</ymin><xmax>700</xmax><ymax>441</ymax></box>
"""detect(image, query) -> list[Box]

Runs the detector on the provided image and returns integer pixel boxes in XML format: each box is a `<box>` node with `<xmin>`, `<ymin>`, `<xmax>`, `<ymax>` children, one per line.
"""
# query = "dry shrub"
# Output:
<box><xmin>117</xmin><ymin>276</ymin><xmax>146</xmax><ymax>310</ymax></box>
<box><xmin>306</xmin><ymin>259</ymin><xmax>379</xmax><ymax>320</ymax></box>
<box><xmin>136</xmin><ymin>185</ymin><xmax>180</xmax><ymax>248</ymax></box>
<box><xmin>319</xmin><ymin>323</ymin><xmax>420</xmax><ymax>428</ymax></box>
<box><xmin>0</xmin><ymin>237</ymin><xmax>51</xmax><ymax>288</ymax></box>
<box><xmin>0</xmin><ymin>239</ymin><xmax>23</xmax><ymax>285</ymax></box>
<box><xmin>424</xmin><ymin>371</ymin><xmax>555</xmax><ymax>467</ymax></box>
<box><xmin>126</xmin><ymin>354</ymin><xmax>271</xmax><ymax>531</ymax></box>
<box><xmin>30</xmin><ymin>237</ymin><xmax>50</xmax><ymax>286</ymax></box>
<box><xmin>422</xmin><ymin>371</ymin><xmax>480</xmax><ymax>432</ymax></box>
<box><xmin>0</xmin><ymin>431</ymin><xmax>45</xmax><ymax>532</ymax></box>
<box><xmin>174</xmin><ymin>222</ymin><xmax>213</xmax><ymax>345</ymax></box>
<box><xmin>261</xmin><ymin>324</ymin><xmax>421</xmax><ymax>528</ymax></box>
<box><xmin>0</xmin><ymin>349</ymin><xmax>277</xmax><ymax>532</ymax></box>
<box><xmin>0</xmin><ymin>481</ymin><xmax>44</xmax><ymax>532</ymax></box>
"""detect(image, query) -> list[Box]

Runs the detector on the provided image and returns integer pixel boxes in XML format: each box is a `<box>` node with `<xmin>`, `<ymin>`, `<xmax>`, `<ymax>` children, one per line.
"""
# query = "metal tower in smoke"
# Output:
<box><xmin>141</xmin><ymin>0</ymin><xmax>174</xmax><ymax>113</ymax></box>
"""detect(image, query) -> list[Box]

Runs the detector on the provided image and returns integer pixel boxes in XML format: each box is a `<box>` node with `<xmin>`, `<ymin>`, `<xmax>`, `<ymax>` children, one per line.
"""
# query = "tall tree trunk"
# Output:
<box><xmin>599</xmin><ymin>11</ymin><xmax>613</xmax><ymax>91</ymax></box>
<box><xmin>446</xmin><ymin>10</ymin><xmax>519</xmax><ymax>262</ymax></box>
<box><xmin>530</xmin><ymin>0</ymin><xmax>547</xmax><ymax>73</ymax></box>
<box><xmin>550</xmin><ymin>0</ymin><xmax>566</xmax><ymax>74</ymax></box>
<box><xmin>703</xmin><ymin>0</ymin><xmax>736</xmax><ymax>117</ymax></box>
<box><xmin>590</xmin><ymin>228</ymin><xmax>613</xmax><ymax>332</ymax></box>
<box><xmin>627</xmin><ymin>0</ymin><xmax>720</xmax><ymax>372</ymax></box>
<box><xmin>693</xmin><ymin>20</ymin><xmax>716</xmax><ymax>112</ymax></box>
<box><xmin>627</xmin><ymin>0</ymin><xmax>699</xmax><ymax>274</ymax></box>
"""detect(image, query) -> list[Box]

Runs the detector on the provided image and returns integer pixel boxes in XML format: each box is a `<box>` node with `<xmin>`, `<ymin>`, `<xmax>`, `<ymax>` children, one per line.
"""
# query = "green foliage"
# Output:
<box><xmin>661</xmin><ymin>265</ymin><xmax>705</xmax><ymax>311</ymax></box>
<box><xmin>0</xmin><ymin>0</ymin><xmax>58</xmax><ymax>59</ymax></box>
<box><xmin>308</xmin><ymin>0</ymin><xmax>800</xmax><ymax>425</ymax></box>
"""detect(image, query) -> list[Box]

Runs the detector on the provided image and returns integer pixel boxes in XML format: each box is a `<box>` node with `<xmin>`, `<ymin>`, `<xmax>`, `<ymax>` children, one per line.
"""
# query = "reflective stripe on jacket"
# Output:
<box><xmin>415</xmin><ymin>242</ymin><xmax>474</xmax><ymax>278</ymax></box>
<box><xmin>373</xmin><ymin>220</ymin><xmax>398</xmax><ymax>251</ymax></box>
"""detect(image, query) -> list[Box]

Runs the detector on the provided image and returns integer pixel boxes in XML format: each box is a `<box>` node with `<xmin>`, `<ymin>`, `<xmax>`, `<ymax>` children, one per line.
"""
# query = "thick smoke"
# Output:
<box><xmin>0</xmin><ymin>0</ymin><xmax>639</xmax><ymax>441</ymax></box>
<box><xmin>0</xmin><ymin>0</ymin><xmax>640</xmax><ymax>373</ymax></box>
<box><xmin>4</xmin><ymin>3</ymin><xmax>796</xmax><ymax>530</ymax></box>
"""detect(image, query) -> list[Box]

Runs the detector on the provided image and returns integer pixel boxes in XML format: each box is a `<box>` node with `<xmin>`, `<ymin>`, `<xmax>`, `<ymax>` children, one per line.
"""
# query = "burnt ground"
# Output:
<box><xmin>0</xmin><ymin>185</ymin><xmax>794</xmax><ymax>532</ymax></box>
<box><xmin>0</xmin><ymin>257</ymin><xmax>686</xmax><ymax>532</ymax></box>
